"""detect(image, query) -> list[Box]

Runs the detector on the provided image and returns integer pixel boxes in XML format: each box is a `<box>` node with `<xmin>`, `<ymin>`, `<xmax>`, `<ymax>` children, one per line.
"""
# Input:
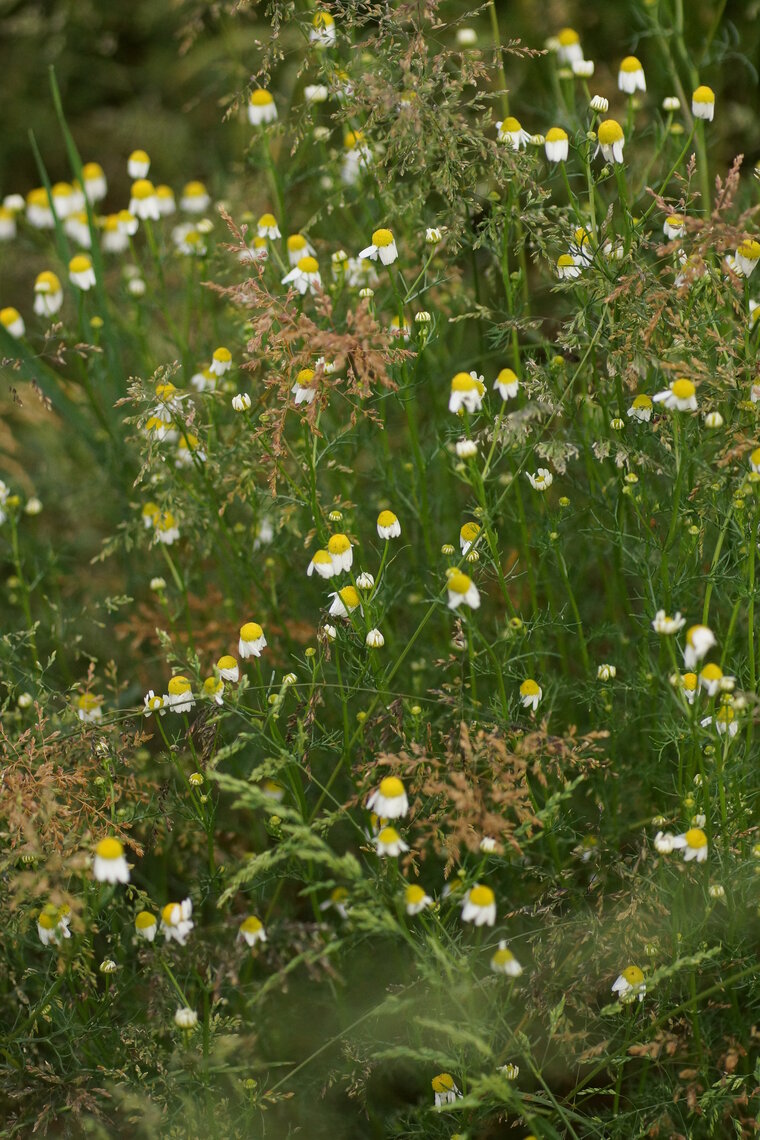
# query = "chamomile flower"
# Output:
<box><xmin>520</xmin><ymin>678</ymin><xmax>542</xmax><ymax>710</ymax></box>
<box><xmin>366</xmin><ymin>628</ymin><xmax>385</xmax><ymax>648</ymax></box>
<box><xmin>0</xmin><ymin>205</ymin><xmax>17</xmax><ymax>240</ymax></box>
<box><xmin>557</xmin><ymin>253</ymin><xmax>581</xmax><ymax>279</ymax></box>
<box><xmin>64</xmin><ymin>210</ymin><xmax>91</xmax><ymax>247</ymax></box>
<box><xmin>328</xmin><ymin>585</ymin><xmax>361</xmax><ymax>617</ymax></box>
<box><xmin>117</xmin><ymin>209</ymin><xmax>139</xmax><ymax>237</ymax></box>
<box><xmin>143</xmin><ymin>689</ymin><xmax>167</xmax><ymax>717</ymax></box>
<box><xmin>127</xmin><ymin>149</ymin><xmax>150</xmax><ymax>178</ymax></box>
<box><xmin>691</xmin><ymin>85</ymin><xmax>715</xmax><ymax>121</ymax></box>
<box><xmin>490</xmin><ymin>941</ymin><xmax>523</xmax><ymax>976</ymax></box>
<box><xmin>33</xmin><ymin>271</ymin><xmax>63</xmax><ymax>316</ymax></box>
<box><xmin>217</xmin><ymin>656</ymin><xmax>239</xmax><ymax>683</ymax></box>
<box><xmin>174</xmin><ymin>1007</ymin><xmax>198</xmax><ymax>1029</ymax></box>
<box><xmin>282</xmin><ymin>255</ymin><xmax>322</xmax><ymax>294</ymax></box>
<box><xmin>572</xmin><ymin>59</ymin><xmax>594</xmax><ymax>78</ymax></box>
<box><xmin>292</xmin><ymin>368</ymin><xmax>317</xmax><ymax>404</ymax></box>
<box><xmin>167</xmin><ymin>675</ymin><xmax>195</xmax><ymax>714</ymax></box>
<box><xmin>526</xmin><ymin>468</ymin><xmax>553</xmax><ymax>491</ymax></box>
<box><xmin>1</xmin><ymin>307</ymin><xmax>25</xmax><ymax>338</ymax></box>
<box><xmin>652</xmin><ymin>610</ymin><xmax>686</xmax><ymax>635</ymax></box>
<box><xmin>180</xmin><ymin>181</ymin><xmax>211</xmax><ymax>213</ymax></box>
<box><xmin>359</xmin><ymin>228</ymin><xmax>398</xmax><ymax>266</ymax></box>
<box><xmin>653</xmin><ymin>378</ymin><xmax>697</xmax><ymax>412</ymax></box>
<box><xmin>590</xmin><ymin>95</ymin><xmax>609</xmax><ymax>113</ymax></box>
<box><xmin>239</xmin><ymin>622</ymin><xmax>267</xmax><ymax>658</ymax></box>
<box><xmin>496</xmin><ymin>117</ymin><xmax>531</xmax><ymax>149</ymax></box>
<box><xmin>612</xmin><ymin>965</ymin><xmax>646</xmax><ymax>1002</ymax></box>
<box><xmin>101</xmin><ymin>214</ymin><xmax>128</xmax><ymax>252</ymax></box>
<box><xmin>320</xmin><ymin>886</ymin><xmax>350</xmax><ymax>919</ymax></box>
<box><xmin>683</xmin><ymin>624</ymin><xmax>716</xmax><ymax>669</ymax></box>
<box><xmin>286</xmin><ymin>233</ymin><xmax>315</xmax><ymax>266</ymax></box>
<box><xmin>654</xmin><ymin>830</ymin><xmax>676</xmax><ymax>853</ymax></box>
<box><xmin>248</xmin><ymin>89</ymin><xmax>277</xmax><ymax>126</ymax></box>
<box><xmin>701</xmin><ymin>705</ymin><xmax>739</xmax><ymax>737</ymax></box>
<box><xmin>26</xmin><ymin>187</ymin><xmax>55</xmax><ymax>228</ymax></box>
<box><xmin>618</xmin><ymin>56</ymin><xmax>646</xmax><ymax>94</ymax></box>
<box><xmin>161</xmin><ymin>898</ymin><xmax>194</xmax><ymax>944</ymax></box>
<box><xmin>597</xmin><ymin>663</ymin><xmax>616</xmax><ymax>681</ymax></box>
<box><xmin>93</xmin><ymin>837</ymin><xmax>130</xmax><ymax>884</ymax></box>
<box><xmin>735</xmin><ymin>240</ymin><xmax>760</xmax><ymax>278</ymax></box>
<box><xmin>238</xmin><ymin>915</ymin><xmax>267</xmax><ymax>946</ymax></box>
<box><xmin>210</xmin><ymin>346</ymin><xmax>232</xmax><ymax>376</ymax></box>
<box><xmin>129</xmin><ymin>179</ymin><xmax>160</xmax><ymax>221</ymax></box>
<box><xmin>76</xmin><ymin>692</ymin><xmax>103</xmax><ymax>723</ymax></box>
<box><xmin>449</xmin><ymin>371</ymin><xmax>485</xmax><ymax>414</ymax></box>
<box><xmin>446</xmin><ymin>570</ymin><xmax>480</xmax><ymax>611</ymax></box>
<box><xmin>310</xmin><ymin>10</ymin><xmax>336</xmax><ymax>46</ymax></box>
<box><xmin>597</xmin><ymin>119</ymin><xmax>625</xmax><ymax>164</ymax></box>
<box><xmin>37</xmin><ymin>903</ymin><xmax>71</xmax><ymax>946</ymax></box>
<box><xmin>545</xmin><ymin>127</ymin><xmax>569</xmax><ymax>163</ymax></box>
<box><xmin>698</xmin><ymin>662</ymin><xmax>727</xmax><ymax>696</ymax></box>
<box><xmin>342</xmin><ymin>129</ymin><xmax>372</xmax><ymax>184</ymax></box>
<box><xmin>304</xmin><ymin>84</ymin><xmax>329</xmax><ymax>103</ymax></box>
<box><xmin>678</xmin><ymin>672</ymin><xmax>699</xmax><ymax>704</ymax></box>
<box><xmin>627</xmin><ymin>393</ymin><xmax>653</xmax><ymax>422</ymax></box>
<box><xmin>257</xmin><ymin>212</ymin><xmax>280</xmax><ymax>240</ymax></box>
<box><xmin>456</xmin><ymin>439</ymin><xmax>477</xmax><ymax>458</ymax></box>
<box><xmin>154</xmin><ymin>511</ymin><xmax>180</xmax><ymax>544</ymax></box>
<box><xmin>172</xmin><ymin>223</ymin><xmax>207</xmax><ymax>256</ymax></box>
<box><xmin>327</xmin><ymin>533</ymin><xmax>353</xmax><ymax>573</ymax></box>
<box><xmin>376</xmin><ymin>826</ymin><xmax>409</xmax><ymax>857</ymax></box>
<box><xmin>461</xmin><ymin>883</ymin><xmax>496</xmax><ymax>926</ymax></box>
<box><xmin>749</xmin><ymin>447</ymin><xmax>760</xmax><ymax>474</ymax></box>
<box><xmin>307</xmin><ymin>549</ymin><xmax>335</xmax><ymax>578</ymax></box>
<box><xmin>156</xmin><ymin>185</ymin><xmax>177</xmax><ymax>215</ymax></box>
<box><xmin>663</xmin><ymin>96</ymin><xmax>680</xmax><ymax>111</ymax></box>
<box><xmin>494</xmin><ymin>368</ymin><xmax>519</xmax><ymax>399</ymax></box>
<box><xmin>68</xmin><ymin>254</ymin><xmax>96</xmax><ymax>291</ymax></box>
<box><xmin>232</xmin><ymin>393</ymin><xmax>251</xmax><ymax>412</ymax></box>
<box><xmin>51</xmin><ymin>182</ymin><xmax>76</xmax><ymax>217</ymax></box>
<box><xmin>460</xmin><ymin>521</ymin><xmax>481</xmax><ymax>554</ymax></box>
<box><xmin>432</xmin><ymin>1073</ymin><xmax>462</xmax><ymax>1108</ymax></box>
<box><xmin>135</xmin><ymin>911</ymin><xmax>157</xmax><ymax>941</ymax></box>
<box><xmin>556</xmin><ymin>27</ymin><xmax>583</xmax><ymax>64</ymax></box>
<box><xmin>202</xmin><ymin>676</ymin><xmax>224</xmax><ymax>705</ymax></box>
<box><xmin>377</xmin><ymin>510</ymin><xmax>401</xmax><ymax>539</ymax></box>
<box><xmin>664</xmin><ymin>215</ymin><xmax>685</xmax><ymax>240</ymax></box>
<box><xmin>367</xmin><ymin>776</ymin><xmax>408</xmax><ymax>819</ymax></box>
<box><xmin>405</xmin><ymin>884</ymin><xmax>433</xmax><ymax>915</ymax></box>
<box><xmin>671</xmin><ymin>827</ymin><xmax>708</xmax><ymax>862</ymax></box>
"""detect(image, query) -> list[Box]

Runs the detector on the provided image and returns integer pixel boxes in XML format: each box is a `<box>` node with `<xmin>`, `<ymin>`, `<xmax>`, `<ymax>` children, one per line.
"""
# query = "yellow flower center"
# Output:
<box><xmin>78</xmin><ymin>693</ymin><xmax>101</xmax><ymax>711</ymax></box>
<box><xmin>217</xmin><ymin>655</ymin><xmax>237</xmax><ymax>670</ymax></box>
<box><xmin>432</xmin><ymin>1073</ymin><xmax>455</xmax><ymax>1092</ymax></box>
<box><xmin>451</xmin><ymin>371</ymin><xmax>477</xmax><ymax>391</ymax></box>
<box><xmin>129</xmin><ymin>149</ymin><xmax>149</xmax><ymax>165</ymax></box>
<box><xmin>546</xmin><ymin>127</ymin><xmax>568</xmax><ymax>143</ymax></box>
<box><xmin>35</xmin><ymin>271</ymin><xmax>61</xmax><ymax>293</ymax></box>
<box><xmin>338</xmin><ymin>586</ymin><xmax>360</xmax><ymax>607</ymax></box>
<box><xmin>632</xmin><ymin>394</ymin><xmax>652</xmax><ymax>409</ymax></box>
<box><xmin>620</xmin><ymin>56</ymin><xmax>643</xmax><ymax>73</ymax></box>
<box><xmin>692</xmin><ymin>85</ymin><xmax>715</xmax><ymax>104</ymax></box>
<box><xmin>379</xmin><ymin>776</ymin><xmax>405</xmax><ymax>799</ymax></box>
<box><xmin>183</xmin><ymin>181</ymin><xmax>206</xmax><ymax>197</ymax></box>
<box><xmin>469</xmin><ymin>885</ymin><xmax>494</xmax><ymax>907</ymax></box>
<box><xmin>666</xmin><ymin>215</ymin><xmax>684</xmax><ymax>228</ymax></box>
<box><xmin>162</xmin><ymin>903</ymin><xmax>179</xmax><ymax>924</ymax></box>
<box><xmin>685</xmin><ymin>827</ymin><xmax>707</xmax><ymax>849</ymax></box>
<box><xmin>372</xmin><ymin>228</ymin><xmax>394</xmax><ymax>247</ymax></box>
<box><xmin>738</xmin><ymin>239</ymin><xmax>760</xmax><ymax>261</ymax></box>
<box><xmin>406</xmin><ymin>885</ymin><xmax>426</xmax><ymax>904</ymax></box>
<box><xmin>135</xmin><ymin>911</ymin><xmax>156</xmax><ymax>929</ymax></box>
<box><xmin>131</xmin><ymin>179</ymin><xmax>155</xmax><ymax>199</ymax></box>
<box><xmin>520</xmin><ymin>679</ymin><xmax>540</xmax><ymax>697</ymax></box>
<box><xmin>167</xmin><ymin>675</ymin><xmax>191</xmax><ymax>695</ymax></box>
<box><xmin>682</xmin><ymin>672</ymin><xmax>697</xmax><ymax>691</ymax></box>
<box><xmin>378</xmin><ymin>510</ymin><xmax>398</xmax><ymax>528</ymax></box>
<box><xmin>448</xmin><ymin>571</ymin><xmax>472</xmax><ymax>595</ymax></box>
<box><xmin>460</xmin><ymin>522</ymin><xmax>481</xmax><ymax>542</ymax></box>
<box><xmin>298</xmin><ymin>256</ymin><xmax>319</xmax><ymax>273</ymax></box>
<box><xmin>213</xmin><ymin>346</ymin><xmax>231</xmax><ymax>362</ymax></box>
<box><xmin>156</xmin><ymin>185</ymin><xmax>174</xmax><ymax>200</ymax></box>
<box><xmin>83</xmin><ymin>162</ymin><xmax>104</xmax><ymax>180</ymax></box>
<box><xmin>750</xmin><ymin>447</ymin><xmax>760</xmax><ymax>467</ymax></box>
<box><xmin>1</xmin><ymin>307</ymin><xmax>21</xmax><ymax>326</ymax></box>
<box><xmin>378</xmin><ymin>826</ymin><xmax>400</xmax><ymax>845</ymax></box>
<box><xmin>296</xmin><ymin>368</ymin><xmax>316</xmax><ymax>386</ymax></box>
<box><xmin>598</xmin><ymin>119</ymin><xmax>624</xmax><ymax>145</ymax></box>
<box><xmin>312</xmin><ymin>549</ymin><xmax>332</xmax><ymax>565</ymax></box>
<box><xmin>501</xmin><ymin>117</ymin><xmax>522</xmax><ymax>133</ymax></box>
<box><xmin>557</xmin><ymin>254</ymin><xmax>576</xmax><ymax>267</ymax></box>
<box><xmin>258</xmin><ymin>212</ymin><xmax>276</xmax><ymax>228</ymax></box>
<box><xmin>622</xmin><ymin>965</ymin><xmax>644</xmax><ymax>985</ymax></box>
<box><xmin>671</xmin><ymin>378</ymin><xmax>695</xmax><ymax>399</ymax></box>
<box><xmin>328</xmin><ymin>533</ymin><xmax>351</xmax><ymax>554</ymax></box>
<box><xmin>700</xmin><ymin>663</ymin><xmax>722</xmax><ymax>681</ymax></box>
<box><xmin>287</xmin><ymin>234</ymin><xmax>307</xmax><ymax>251</ymax></box>
<box><xmin>250</xmin><ymin>89</ymin><xmax>273</xmax><ymax>106</ymax></box>
<box><xmin>497</xmin><ymin>368</ymin><xmax>517</xmax><ymax>385</ymax></box>
<box><xmin>240</xmin><ymin>915</ymin><xmax>263</xmax><ymax>934</ymax></box>
<box><xmin>96</xmin><ymin>837</ymin><xmax>124</xmax><ymax>860</ymax></box>
<box><xmin>558</xmin><ymin>27</ymin><xmax>579</xmax><ymax>45</ymax></box>
<box><xmin>313</xmin><ymin>11</ymin><xmax>334</xmax><ymax>26</ymax></box>
<box><xmin>240</xmin><ymin>622</ymin><xmax>263</xmax><ymax>641</ymax></box>
<box><xmin>492</xmin><ymin>947</ymin><xmax>515</xmax><ymax>965</ymax></box>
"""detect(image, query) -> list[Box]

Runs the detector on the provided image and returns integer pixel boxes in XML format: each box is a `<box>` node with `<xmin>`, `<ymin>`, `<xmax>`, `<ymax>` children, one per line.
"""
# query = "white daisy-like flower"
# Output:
<box><xmin>68</xmin><ymin>253</ymin><xmax>96</xmax><ymax>291</ymax></box>
<box><xmin>238</xmin><ymin>915</ymin><xmax>267</xmax><ymax>946</ymax></box>
<box><xmin>698</xmin><ymin>662</ymin><xmax>726</xmax><ymax>696</ymax></box>
<box><xmin>216</xmin><ymin>656</ymin><xmax>239</xmax><ymax>683</ymax></box>
<box><xmin>691</xmin><ymin>85</ymin><xmax>715</xmax><ymax>121</ymax></box>
<box><xmin>494</xmin><ymin>368</ymin><xmax>519</xmax><ymax>400</ymax></box>
<box><xmin>663</xmin><ymin>214</ymin><xmax>685</xmax><ymax>240</ymax></box>
<box><xmin>526</xmin><ymin>468</ymin><xmax>553</xmax><ymax>491</ymax></box>
<box><xmin>448</xmin><ymin>371</ymin><xmax>485</xmax><ymax>414</ymax></box>
<box><xmin>375</xmin><ymin>826</ymin><xmax>409</xmax><ymax>857</ymax></box>
<box><xmin>327</xmin><ymin>533</ymin><xmax>353</xmax><ymax>574</ymax></box>
<box><xmin>459</xmin><ymin>521</ymin><xmax>481</xmax><ymax>554</ymax></box>
<box><xmin>612</xmin><ymin>965</ymin><xmax>646</xmax><ymax>1002</ymax></box>
<box><xmin>307</xmin><ymin>549</ymin><xmax>335</xmax><ymax>579</ymax></box>
<box><xmin>248</xmin><ymin>89</ymin><xmax>277</xmax><ymax>125</ymax></box>
<box><xmin>135</xmin><ymin>911</ymin><xmax>157</xmax><ymax>941</ymax></box>
<box><xmin>404</xmin><ymin>884</ymin><xmax>433</xmax><ymax>915</ymax></box>
<box><xmin>310</xmin><ymin>10</ymin><xmax>336</xmax><ymax>46</ymax></box>
<box><xmin>239</xmin><ymin>622</ymin><xmax>267</xmax><ymax>658</ymax></box>
<box><xmin>367</xmin><ymin>776</ymin><xmax>408</xmax><ymax>819</ymax></box>
<box><xmin>652</xmin><ymin>610</ymin><xmax>686</xmax><ymax>635</ymax></box>
<box><xmin>328</xmin><ymin>586</ymin><xmax>361</xmax><ymax>617</ymax></box>
<box><xmin>432</xmin><ymin>1073</ymin><xmax>462</xmax><ymax>1108</ymax></box>
<box><xmin>281</xmin><ymin>255</ymin><xmax>322</xmax><ymax>295</ymax></box>
<box><xmin>701</xmin><ymin>707</ymin><xmax>739</xmax><ymax>737</ymax></box>
<box><xmin>33</xmin><ymin>271</ymin><xmax>64</xmax><ymax>316</ymax></box>
<box><xmin>174</xmin><ymin>1007</ymin><xmax>198</xmax><ymax>1029</ymax></box>
<box><xmin>735</xmin><ymin>240</ymin><xmax>760</xmax><ymax>278</ymax></box>
<box><xmin>490</xmin><ymin>941</ymin><xmax>523</xmax><ymax>976</ymax></box>
<box><xmin>1</xmin><ymin>306</ymin><xmax>25</xmax><ymax>339</ymax></box>
<box><xmin>556</xmin><ymin>27</ymin><xmax>583</xmax><ymax>64</ymax></box>
<box><xmin>544</xmin><ymin>127</ymin><xmax>569</xmax><ymax>163</ymax></box>
<box><xmin>210</xmin><ymin>346</ymin><xmax>232</xmax><ymax>376</ymax></box>
<box><xmin>93</xmin><ymin>837</ymin><xmax>130</xmax><ymax>884</ymax></box>
<box><xmin>627</xmin><ymin>394</ymin><xmax>653</xmax><ymax>422</ymax></box>
<box><xmin>167</xmin><ymin>675</ymin><xmax>195</xmax><ymax>714</ymax></box>
<box><xmin>320</xmin><ymin>886</ymin><xmax>350</xmax><ymax>919</ymax></box>
<box><xmin>377</xmin><ymin>510</ymin><xmax>401</xmax><ymax>539</ymax></box>
<box><xmin>597</xmin><ymin>119</ymin><xmax>625</xmax><ymax>164</ymax></box>
<box><xmin>618</xmin><ymin>56</ymin><xmax>646</xmax><ymax>94</ymax></box>
<box><xmin>671</xmin><ymin>827</ymin><xmax>708</xmax><ymax>862</ymax></box>
<box><xmin>653</xmin><ymin>378</ymin><xmax>697</xmax><ymax>412</ymax></box>
<box><xmin>37</xmin><ymin>904</ymin><xmax>72</xmax><ymax>946</ymax></box>
<box><xmin>446</xmin><ymin>570</ymin><xmax>480</xmax><ymax>610</ymax></box>
<box><xmin>557</xmin><ymin>253</ymin><xmax>581</xmax><ymax>279</ymax></box>
<box><xmin>495</xmin><ymin>116</ymin><xmax>531</xmax><ymax>149</ymax></box>
<box><xmin>180</xmin><ymin>181</ymin><xmax>211</xmax><ymax>213</ymax></box>
<box><xmin>461</xmin><ymin>883</ymin><xmax>496</xmax><ymax>926</ymax></box>
<box><xmin>161</xmin><ymin>898</ymin><xmax>194</xmax><ymax>944</ymax></box>
<box><xmin>143</xmin><ymin>689</ymin><xmax>167</xmax><ymax>717</ymax></box>
<box><xmin>359</xmin><ymin>227</ymin><xmax>398</xmax><ymax>266</ymax></box>
<box><xmin>683</xmin><ymin>624</ymin><xmax>716</xmax><ymax>670</ymax></box>
<box><xmin>519</xmin><ymin>678</ymin><xmax>542</xmax><ymax>710</ymax></box>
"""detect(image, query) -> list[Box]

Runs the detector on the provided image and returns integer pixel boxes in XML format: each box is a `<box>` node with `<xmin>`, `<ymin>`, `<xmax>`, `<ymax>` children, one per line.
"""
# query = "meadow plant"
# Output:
<box><xmin>2</xmin><ymin>1</ymin><xmax>760</xmax><ymax>1136</ymax></box>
